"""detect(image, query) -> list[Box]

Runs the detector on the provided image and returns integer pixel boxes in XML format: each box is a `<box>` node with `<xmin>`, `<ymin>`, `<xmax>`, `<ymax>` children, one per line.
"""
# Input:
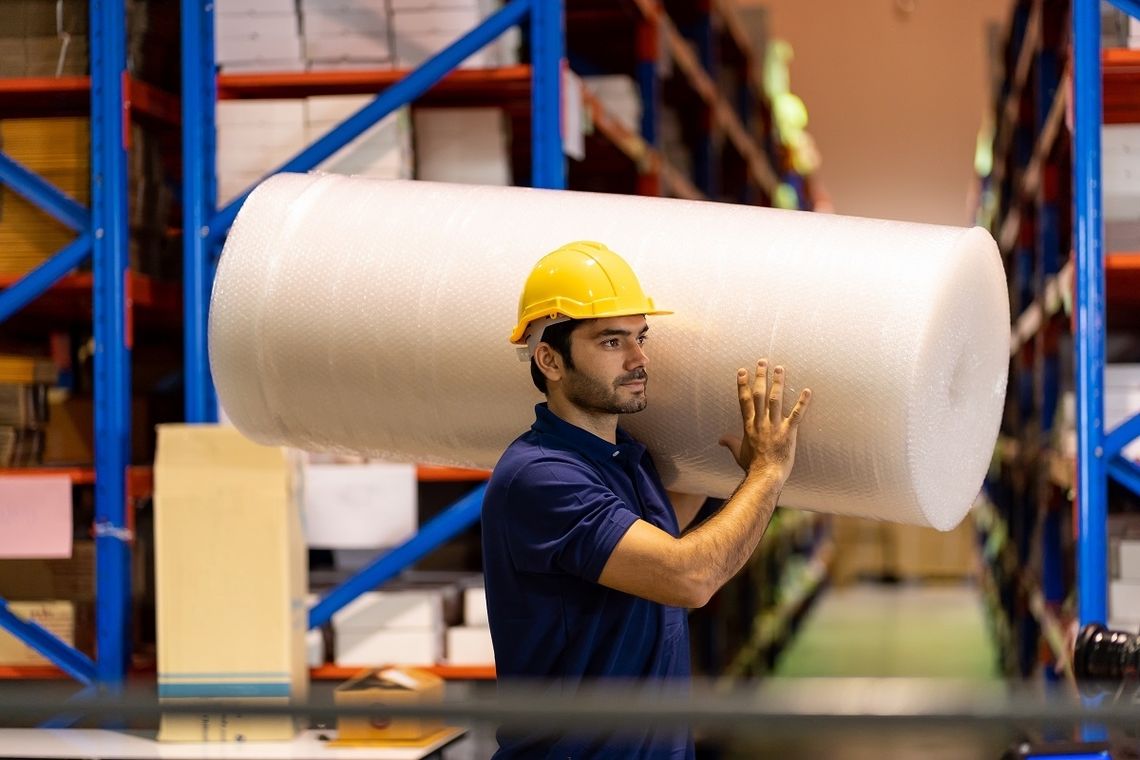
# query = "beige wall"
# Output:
<box><xmin>741</xmin><ymin>0</ymin><xmax>1012</xmax><ymax>225</ymax></box>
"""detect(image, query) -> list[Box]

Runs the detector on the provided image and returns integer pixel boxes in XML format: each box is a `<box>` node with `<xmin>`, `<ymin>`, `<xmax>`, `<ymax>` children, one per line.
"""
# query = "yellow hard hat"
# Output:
<box><xmin>509</xmin><ymin>241</ymin><xmax>671</xmax><ymax>345</ymax></box>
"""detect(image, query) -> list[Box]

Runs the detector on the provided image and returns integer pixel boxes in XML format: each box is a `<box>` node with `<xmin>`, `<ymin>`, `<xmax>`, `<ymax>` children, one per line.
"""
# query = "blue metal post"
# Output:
<box><xmin>693</xmin><ymin>4</ymin><xmax>715</xmax><ymax>198</ymax></box>
<box><xmin>90</xmin><ymin>0</ymin><xmax>132</xmax><ymax>688</ymax></box>
<box><xmin>1073</xmin><ymin>0</ymin><xmax>1107</xmax><ymax>628</ymax></box>
<box><xmin>309</xmin><ymin>486</ymin><xmax>486</xmax><ymax>628</ymax></box>
<box><xmin>530</xmin><ymin>0</ymin><xmax>565</xmax><ymax>189</ymax></box>
<box><xmin>182</xmin><ymin>0</ymin><xmax>219</xmax><ymax>423</ymax></box>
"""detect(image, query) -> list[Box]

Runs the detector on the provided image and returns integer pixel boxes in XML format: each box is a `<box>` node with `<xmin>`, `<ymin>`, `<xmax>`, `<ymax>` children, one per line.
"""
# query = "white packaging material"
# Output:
<box><xmin>304</xmin><ymin>31</ymin><xmax>391</xmax><ymax>62</ymax></box>
<box><xmin>393</xmin><ymin>32</ymin><xmax>500</xmax><ymax>69</ymax></box>
<box><xmin>216</xmin><ymin>0</ymin><xmax>297</xmax><ymax>14</ymax></box>
<box><xmin>583</xmin><ymin>75</ymin><xmax>641</xmax><ymax>134</ymax></box>
<box><xmin>413</xmin><ymin>109</ymin><xmax>510</xmax><ymax>185</ymax></box>
<box><xmin>216</xmin><ymin>12</ymin><xmax>303</xmax><ymax>64</ymax></box>
<box><xmin>463</xmin><ymin>586</ymin><xmax>487</xmax><ymax>626</ymax></box>
<box><xmin>302</xmin><ymin>6</ymin><xmax>389</xmax><ymax>37</ymax></box>
<box><xmin>335</xmin><ymin>628</ymin><xmax>442</xmax><ymax>666</ymax></box>
<box><xmin>1103</xmin><ymin>125</ymin><xmax>1140</xmax><ymax>221</ymax></box>
<box><xmin>332</xmin><ymin>590</ymin><xmax>445</xmax><ymax>630</ymax></box>
<box><xmin>209</xmin><ymin>175</ymin><xmax>1011</xmax><ymax>530</ymax></box>
<box><xmin>302</xmin><ymin>461</ymin><xmax>417</xmax><ymax>548</ymax></box>
<box><xmin>446</xmin><ymin>626</ymin><xmax>494</xmax><ymax>665</ymax></box>
<box><xmin>1110</xmin><ymin>580</ymin><xmax>1140</xmax><ymax>620</ymax></box>
<box><xmin>305</xmin><ymin>97</ymin><xmax>413</xmax><ymax>179</ymax></box>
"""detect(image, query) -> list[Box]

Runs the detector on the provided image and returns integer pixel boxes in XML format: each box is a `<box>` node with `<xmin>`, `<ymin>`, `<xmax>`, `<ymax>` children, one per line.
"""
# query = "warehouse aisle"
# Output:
<box><xmin>720</xmin><ymin>581</ymin><xmax>1012</xmax><ymax>760</ymax></box>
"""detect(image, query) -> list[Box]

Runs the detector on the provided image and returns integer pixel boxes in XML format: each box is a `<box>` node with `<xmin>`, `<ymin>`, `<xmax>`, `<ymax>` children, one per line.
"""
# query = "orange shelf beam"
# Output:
<box><xmin>416</xmin><ymin>465</ymin><xmax>490</xmax><ymax>482</ymax></box>
<box><xmin>0</xmin><ymin>466</ymin><xmax>154</xmax><ymax>499</ymax></box>
<box><xmin>311</xmin><ymin>664</ymin><xmax>495</xmax><ymax>681</ymax></box>
<box><xmin>0</xmin><ymin>272</ymin><xmax>180</xmax><ymax>327</ymax></box>
<box><xmin>0</xmin><ymin>76</ymin><xmax>179</xmax><ymax>124</ymax></box>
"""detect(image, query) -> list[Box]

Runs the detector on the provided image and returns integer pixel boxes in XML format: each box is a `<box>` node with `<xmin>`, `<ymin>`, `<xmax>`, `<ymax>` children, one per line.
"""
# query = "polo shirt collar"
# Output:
<box><xmin>532</xmin><ymin>403</ymin><xmax>644</xmax><ymax>466</ymax></box>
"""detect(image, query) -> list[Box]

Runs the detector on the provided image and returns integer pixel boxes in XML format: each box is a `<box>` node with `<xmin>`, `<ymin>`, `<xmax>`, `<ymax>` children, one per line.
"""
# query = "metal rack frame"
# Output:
<box><xmin>0</xmin><ymin>0</ymin><xmax>133</xmax><ymax>689</ymax></box>
<box><xmin>1073</xmin><ymin>0</ymin><xmax>1140</xmax><ymax>627</ymax></box>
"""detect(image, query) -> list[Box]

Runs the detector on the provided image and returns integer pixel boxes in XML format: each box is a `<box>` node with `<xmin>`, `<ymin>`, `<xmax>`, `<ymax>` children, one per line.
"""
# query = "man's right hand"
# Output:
<box><xmin>718</xmin><ymin>359</ymin><xmax>811</xmax><ymax>484</ymax></box>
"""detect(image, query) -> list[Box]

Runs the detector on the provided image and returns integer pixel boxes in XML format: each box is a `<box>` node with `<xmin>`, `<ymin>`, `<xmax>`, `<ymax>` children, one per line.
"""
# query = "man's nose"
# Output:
<box><xmin>626</xmin><ymin>342</ymin><xmax>648</xmax><ymax>369</ymax></box>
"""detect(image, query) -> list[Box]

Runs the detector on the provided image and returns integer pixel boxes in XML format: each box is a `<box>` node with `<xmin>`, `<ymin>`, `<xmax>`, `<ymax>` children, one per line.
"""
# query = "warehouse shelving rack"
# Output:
<box><xmin>979</xmin><ymin>0</ymin><xmax>1140</xmax><ymax>691</ymax></box>
<box><xmin>0</xmin><ymin>0</ymin><xmax>812</xmax><ymax>689</ymax></box>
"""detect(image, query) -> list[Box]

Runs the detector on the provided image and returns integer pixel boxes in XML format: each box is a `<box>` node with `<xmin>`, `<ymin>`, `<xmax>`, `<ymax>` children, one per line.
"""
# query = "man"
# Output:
<box><xmin>481</xmin><ymin>241</ymin><xmax>811</xmax><ymax>758</ymax></box>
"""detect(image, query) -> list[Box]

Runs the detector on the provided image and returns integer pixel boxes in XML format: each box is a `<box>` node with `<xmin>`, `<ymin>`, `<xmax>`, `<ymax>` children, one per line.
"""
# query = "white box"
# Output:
<box><xmin>1106</xmin><ymin>364</ymin><xmax>1140</xmax><ymax>389</ymax></box>
<box><xmin>584</xmin><ymin>75</ymin><xmax>641</xmax><ymax>134</ymax></box>
<box><xmin>304</xmin><ymin>31</ymin><xmax>391</xmax><ymax>61</ymax></box>
<box><xmin>306</xmin><ymin>629</ymin><xmax>324</xmax><ymax>667</ymax></box>
<box><xmin>1103</xmin><ymin>125</ymin><xmax>1140</xmax><ymax>221</ymax></box>
<box><xmin>462</xmin><ymin>586</ymin><xmax>487</xmax><ymax>626</ymax></box>
<box><xmin>1120</xmin><ymin>540</ymin><xmax>1140</xmax><ymax>582</ymax></box>
<box><xmin>307</xmin><ymin>60</ymin><xmax>396</xmax><ymax>70</ymax></box>
<box><xmin>301</xmin><ymin>461</ymin><xmax>417</xmax><ymax>549</ymax></box>
<box><xmin>217</xmin><ymin>99</ymin><xmax>307</xmax><ymax>126</ymax></box>
<box><xmin>335</xmin><ymin>628</ymin><xmax>443</xmax><ymax>666</ymax></box>
<box><xmin>445</xmin><ymin>626</ymin><xmax>494</xmax><ymax>666</ymax></box>
<box><xmin>1110</xmin><ymin>579</ymin><xmax>1140</xmax><ymax>620</ymax></box>
<box><xmin>302</xmin><ymin>7</ymin><xmax>389</xmax><ymax>36</ymax></box>
<box><xmin>392</xmin><ymin>7</ymin><xmax>482</xmax><ymax>32</ymax></box>
<box><xmin>216</xmin><ymin>0</ymin><xmax>298</xmax><ymax>15</ymax></box>
<box><xmin>414</xmin><ymin>107</ymin><xmax>510</xmax><ymax>185</ymax></box>
<box><xmin>333</xmin><ymin>590</ymin><xmax>445</xmax><ymax>630</ymax></box>
<box><xmin>220</xmin><ymin>59</ymin><xmax>308</xmax><ymax>73</ymax></box>
<box><xmin>301</xmin><ymin>0</ymin><xmax>386</xmax><ymax>10</ymax></box>
<box><xmin>218</xmin><ymin>32</ymin><xmax>304</xmax><ymax>65</ymax></box>
<box><xmin>393</xmin><ymin>31</ymin><xmax>498</xmax><ymax>69</ymax></box>
<box><xmin>389</xmin><ymin>0</ymin><xmax>488</xmax><ymax>9</ymax></box>
<box><xmin>218</xmin><ymin>172</ymin><xmax>266</xmax><ymax>205</ymax></box>
<box><xmin>216</xmin><ymin>13</ymin><xmax>303</xmax><ymax>64</ymax></box>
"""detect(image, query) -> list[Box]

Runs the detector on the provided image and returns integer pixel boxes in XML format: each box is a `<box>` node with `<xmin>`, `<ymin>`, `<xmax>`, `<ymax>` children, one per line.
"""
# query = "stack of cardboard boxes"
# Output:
<box><xmin>1104</xmin><ymin>126</ymin><xmax>1140</xmax><ymax>253</ymax></box>
<box><xmin>446</xmin><ymin>582</ymin><xmax>494</xmax><ymax>666</ymax></box>
<box><xmin>0</xmin><ymin>0</ymin><xmax>87</xmax><ymax>77</ymax></box>
<box><xmin>389</xmin><ymin>0</ymin><xmax>516</xmax><ymax>70</ymax></box>
<box><xmin>215</xmin><ymin>0</ymin><xmax>305</xmax><ymax>73</ymax></box>
<box><xmin>0</xmin><ymin>356</ymin><xmax>53</xmax><ymax>467</ymax></box>
<box><xmin>302</xmin><ymin>0</ymin><xmax>391</xmax><ymax>70</ymax></box>
<box><xmin>1110</xmin><ymin>514</ymin><xmax>1140</xmax><ymax>632</ymax></box>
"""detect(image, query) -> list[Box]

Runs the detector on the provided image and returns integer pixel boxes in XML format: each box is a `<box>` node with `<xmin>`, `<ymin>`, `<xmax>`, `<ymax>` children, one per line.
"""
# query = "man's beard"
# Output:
<box><xmin>563</xmin><ymin>367</ymin><xmax>648</xmax><ymax>415</ymax></box>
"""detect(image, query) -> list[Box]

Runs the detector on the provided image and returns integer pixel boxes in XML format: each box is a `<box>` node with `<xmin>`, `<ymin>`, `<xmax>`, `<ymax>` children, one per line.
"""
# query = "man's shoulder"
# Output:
<box><xmin>488</xmin><ymin>432</ymin><xmax>602</xmax><ymax>492</ymax></box>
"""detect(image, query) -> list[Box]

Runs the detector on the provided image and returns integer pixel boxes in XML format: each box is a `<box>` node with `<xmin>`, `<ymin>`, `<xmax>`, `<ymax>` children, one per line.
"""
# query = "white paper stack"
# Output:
<box><xmin>446</xmin><ymin>583</ymin><xmax>493</xmax><ymax>666</ymax></box>
<box><xmin>216</xmin><ymin>100</ymin><xmax>307</xmax><ymax>204</ymax></box>
<box><xmin>1103</xmin><ymin>125</ymin><xmax>1140</xmax><ymax>251</ymax></box>
<box><xmin>301</xmin><ymin>459</ymin><xmax>417</xmax><ymax>548</ymax></box>
<box><xmin>215</xmin><ymin>0</ymin><xmax>304</xmax><ymax>73</ymax></box>
<box><xmin>413</xmin><ymin>107</ymin><xmax>510</xmax><ymax>185</ymax></box>
<box><xmin>389</xmin><ymin>0</ymin><xmax>517</xmax><ymax>70</ymax></box>
<box><xmin>333</xmin><ymin>589</ymin><xmax>446</xmax><ymax>666</ymax></box>
<box><xmin>583</xmin><ymin>75</ymin><xmax>642</xmax><ymax>135</ymax></box>
<box><xmin>1130</xmin><ymin>16</ymin><xmax>1140</xmax><ymax>50</ymax></box>
<box><xmin>301</xmin><ymin>0</ymin><xmax>393</xmax><ymax>69</ymax></box>
<box><xmin>305</xmin><ymin>97</ymin><xmax>413</xmax><ymax>179</ymax></box>
<box><xmin>1109</xmin><ymin>514</ymin><xmax>1140</xmax><ymax>632</ymax></box>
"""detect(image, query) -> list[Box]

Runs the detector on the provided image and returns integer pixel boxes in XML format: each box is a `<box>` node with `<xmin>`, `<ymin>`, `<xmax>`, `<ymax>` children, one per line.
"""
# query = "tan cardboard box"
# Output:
<box><xmin>335</xmin><ymin>667</ymin><xmax>444</xmax><ymax>743</ymax></box>
<box><xmin>154</xmin><ymin>424</ymin><xmax>307</xmax><ymax>742</ymax></box>
<box><xmin>0</xmin><ymin>601</ymin><xmax>74</xmax><ymax>666</ymax></box>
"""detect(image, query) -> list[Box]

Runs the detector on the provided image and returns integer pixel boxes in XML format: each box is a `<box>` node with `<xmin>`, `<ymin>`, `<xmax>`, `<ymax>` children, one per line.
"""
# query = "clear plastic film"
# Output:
<box><xmin>209</xmin><ymin>174</ymin><xmax>1010</xmax><ymax>530</ymax></box>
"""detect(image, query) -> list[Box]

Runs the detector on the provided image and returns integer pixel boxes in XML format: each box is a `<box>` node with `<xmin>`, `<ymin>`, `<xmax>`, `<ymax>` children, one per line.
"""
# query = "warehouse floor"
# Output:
<box><xmin>442</xmin><ymin>581</ymin><xmax>1014</xmax><ymax>760</ymax></box>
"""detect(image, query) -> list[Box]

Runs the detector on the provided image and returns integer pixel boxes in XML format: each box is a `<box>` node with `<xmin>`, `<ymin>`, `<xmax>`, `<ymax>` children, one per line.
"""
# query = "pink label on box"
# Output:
<box><xmin>0</xmin><ymin>475</ymin><xmax>73</xmax><ymax>559</ymax></box>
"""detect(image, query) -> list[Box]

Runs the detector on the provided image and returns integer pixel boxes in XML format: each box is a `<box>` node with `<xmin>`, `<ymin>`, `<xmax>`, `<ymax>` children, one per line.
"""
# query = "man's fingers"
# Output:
<box><xmin>718</xmin><ymin>435</ymin><xmax>742</xmax><ymax>458</ymax></box>
<box><xmin>768</xmin><ymin>365</ymin><xmax>785</xmax><ymax>423</ymax></box>
<box><xmin>786</xmin><ymin>388</ymin><xmax>812</xmax><ymax>425</ymax></box>
<box><xmin>735</xmin><ymin>368</ymin><xmax>754</xmax><ymax>425</ymax></box>
<box><xmin>751</xmin><ymin>360</ymin><xmax>768</xmax><ymax>423</ymax></box>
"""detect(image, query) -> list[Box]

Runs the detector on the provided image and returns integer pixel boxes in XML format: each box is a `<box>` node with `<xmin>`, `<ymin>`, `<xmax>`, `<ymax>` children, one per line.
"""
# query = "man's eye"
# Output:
<box><xmin>603</xmin><ymin>339</ymin><xmax>619</xmax><ymax>348</ymax></box>
<box><xmin>637</xmin><ymin>336</ymin><xmax>648</xmax><ymax>346</ymax></box>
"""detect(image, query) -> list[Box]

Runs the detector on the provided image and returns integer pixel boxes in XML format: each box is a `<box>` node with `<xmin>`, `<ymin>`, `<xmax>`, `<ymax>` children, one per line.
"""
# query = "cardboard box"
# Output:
<box><xmin>302</xmin><ymin>461</ymin><xmax>417</xmax><ymax>549</ymax></box>
<box><xmin>215</xmin><ymin>0</ymin><xmax>298</xmax><ymax>15</ymax></box>
<box><xmin>445</xmin><ymin>625</ymin><xmax>493</xmax><ymax>666</ymax></box>
<box><xmin>413</xmin><ymin>108</ymin><xmax>509</xmax><ymax>185</ymax></box>
<box><xmin>154</xmin><ymin>425</ymin><xmax>308</xmax><ymax>742</ymax></box>
<box><xmin>302</xmin><ymin>7</ymin><xmax>390</xmax><ymax>36</ymax></box>
<box><xmin>1111</xmin><ymin>580</ymin><xmax>1140</xmax><ymax>622</ymax></box>
<box><xmin>335</xmin><ymin>667</ymin><xmax>444</xmax><ymax>742</ymax></box>
<box><xmin>304</xmin><ymin>31</ymin><xmax>392</xmax><ymax>61</ymax></box>
<box><xmin>335</xmin><ymin>628</ymin><xmax>443</xmax><ymax>667</ymax></box>
<box><xmin>0</xmin><ymin>601</ymin><xmax>74</xmax><ymax>666</ymax></box>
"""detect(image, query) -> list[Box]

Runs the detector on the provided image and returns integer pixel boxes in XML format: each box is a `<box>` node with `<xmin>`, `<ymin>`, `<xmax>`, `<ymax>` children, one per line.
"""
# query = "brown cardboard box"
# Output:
<box><xmin>154</xmin><ymin>425</ymin><xmax>307</xmax><ymax>742</ymax></box>
<box><xmin>0</xmin><ymin>601</ymin><xmax>74</xmax><ymax>666</ymax></box>
<box><xmin>335</xmin><ymin>668</ymin><xmax>444</xmax><ymax>743</ymax></box>
<box><xmin>829</xmin><ymin>515</ymin><xmax>978</xmax><ymax>585</ymax></box>
<box><xmin>41</xmin><ymin>395</ymin><xmax>152</xmax><ymax>466</ymax></box>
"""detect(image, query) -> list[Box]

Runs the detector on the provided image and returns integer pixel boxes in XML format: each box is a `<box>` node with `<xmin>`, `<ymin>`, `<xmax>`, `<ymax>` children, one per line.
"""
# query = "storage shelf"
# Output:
<box><xmin>0</xmin><ymin>272</ymin><xmax>180</xmax><ymax>328</ymax></box>
<box><xmin>0</xmin><ymin>466</ymin><xmax>154</xmax><ymax>499</ymax></box>
<box><xmin>415</xmin><ymin>466</ymin><xmax>489</xmax><ymax>482</ymax></box>
<box><xmin>217</xmin><ymin>65</ymin><xmax>533</xmax><ymax>107</ymax></box>
<box><xmin>0</xmin><ymin>76</ymin><xmax>179</xmax><ymax>124</ymax></box>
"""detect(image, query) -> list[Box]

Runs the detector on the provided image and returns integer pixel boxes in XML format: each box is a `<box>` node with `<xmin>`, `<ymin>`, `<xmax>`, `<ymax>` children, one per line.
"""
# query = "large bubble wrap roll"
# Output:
<box><xmin>210</xmin><ymin>173</ymin><xmax>1010</xmax><ymax>531</ymax></box>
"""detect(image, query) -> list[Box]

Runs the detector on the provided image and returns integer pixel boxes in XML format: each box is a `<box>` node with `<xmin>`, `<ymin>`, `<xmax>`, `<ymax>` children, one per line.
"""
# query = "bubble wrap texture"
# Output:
<box><xmin>209</xmin><ymin>174</ymin><xmax>1010</xmax><ymax>531</ymax></box>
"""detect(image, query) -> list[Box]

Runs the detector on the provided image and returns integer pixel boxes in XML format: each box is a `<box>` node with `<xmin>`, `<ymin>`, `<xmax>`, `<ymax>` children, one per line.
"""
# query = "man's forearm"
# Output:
<box><xmin>674</xmin><ymin>469</ymin><xmax>784</xmax><ymax>600</ymax></box>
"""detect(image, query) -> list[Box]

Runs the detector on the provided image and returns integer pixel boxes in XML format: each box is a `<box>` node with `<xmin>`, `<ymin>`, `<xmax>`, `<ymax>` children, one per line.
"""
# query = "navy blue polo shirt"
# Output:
<box><xmin>481</xmin><ymin>403</ymin><xmax>694</xmax><ymax>760</ymax></box>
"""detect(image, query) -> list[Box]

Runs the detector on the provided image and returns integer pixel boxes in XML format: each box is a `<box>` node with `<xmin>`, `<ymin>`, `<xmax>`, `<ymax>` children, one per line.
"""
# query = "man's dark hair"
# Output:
<box><xmin>530</xmin><ymin>319</ymin><xmax>587</xmax><ymax>393</ymax></box>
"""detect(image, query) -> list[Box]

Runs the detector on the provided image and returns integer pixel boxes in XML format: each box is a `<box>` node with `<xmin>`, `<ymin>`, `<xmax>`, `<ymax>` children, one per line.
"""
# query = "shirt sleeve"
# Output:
<box><xmin>503</xmin><ymin>457</ymin><xmax>639</xmax><ymax>581</ymax></box>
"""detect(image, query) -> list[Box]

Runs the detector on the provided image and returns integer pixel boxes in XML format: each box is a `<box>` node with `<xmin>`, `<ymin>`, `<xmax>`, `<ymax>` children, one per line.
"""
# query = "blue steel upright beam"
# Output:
<box><xmin>530</xmin><ymin>0</ymin><xmax>565</xmax><ymax>189</ymax></box>
<box><xmin>1073</xmin><ymin>0</ymin><xmax>1107</xmax><ymax>627</ymax></box>
<box><xmin>182</xmin><ymin>0</ymin><xmax>219</xmax><ymax>423</ymax></box>
<box><xmin>90</xmin><ymin>0</ymin><xmax>133</xmax><ymax>689</ymax></box>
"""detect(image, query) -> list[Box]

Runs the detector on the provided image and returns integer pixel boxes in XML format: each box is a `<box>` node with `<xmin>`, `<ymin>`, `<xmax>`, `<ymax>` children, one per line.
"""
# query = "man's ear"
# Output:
<box><xmin>534</xmin><ymin>343</ymin><xmax>563</xmax><ymax>384</ymax></box>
